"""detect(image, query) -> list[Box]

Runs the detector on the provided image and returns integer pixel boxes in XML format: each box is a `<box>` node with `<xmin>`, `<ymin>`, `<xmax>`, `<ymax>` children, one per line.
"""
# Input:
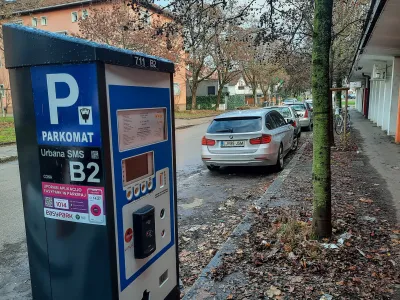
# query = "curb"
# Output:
<box><xmin>176</xmin><ymin>125</ymin><xmax>195</xmax><ymax>130</ymax></box>
<box><xmin>0</xmin><ymin>155</ymin><xmax>18</xmax><ymax>164</ymax></box>
<box><xmin>183</xmin><ymin>140</ymin><xmax>310</xmax><ymax>299</ymax></box>
<box><xmin>0</xmin><ymin>142</ymin><xmax>16</xmax><ymax>147</ymax></box>
<box><xmin>175</xmin><ymin>115</ymin><xmax>219</xmax><ymax>121</ymax></box>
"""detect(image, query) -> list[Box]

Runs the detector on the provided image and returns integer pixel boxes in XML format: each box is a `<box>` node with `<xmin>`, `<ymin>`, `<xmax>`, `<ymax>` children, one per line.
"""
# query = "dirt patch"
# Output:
<box><xmin>208</xmin><ymin>132</ymin><xmax>400</xmax><ymax>299</ymax></box>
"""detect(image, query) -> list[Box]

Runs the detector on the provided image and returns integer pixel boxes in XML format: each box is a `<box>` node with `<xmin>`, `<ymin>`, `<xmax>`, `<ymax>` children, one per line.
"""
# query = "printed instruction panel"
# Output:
<box><xmin>117</xmin><ymin>108</ymin><xmax>167</xmax><ymax>152</ymax></box>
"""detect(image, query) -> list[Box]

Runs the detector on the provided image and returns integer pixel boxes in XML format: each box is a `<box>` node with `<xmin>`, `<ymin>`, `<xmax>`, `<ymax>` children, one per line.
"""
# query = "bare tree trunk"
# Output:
<box><xmin>216</xmin><ymin>86</ymin><xmax>224</xmax><ymax>111</ymax></box>
<box><xmin>335</xmin><ymin>77</ymin><xmax>342</xmax><ymax>108</ymax></box>
<box><xmin>311</xmin><ymin>0</ymin><xmax>333</xmax><ymax>239</ymax></box>
<box><xmin>191</xmin><ymin>82</ymin><xmax>198</xmax><ymax>111</ymax></box>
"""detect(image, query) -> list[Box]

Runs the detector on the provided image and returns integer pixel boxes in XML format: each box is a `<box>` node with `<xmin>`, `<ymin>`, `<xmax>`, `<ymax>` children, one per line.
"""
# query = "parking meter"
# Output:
<box><xmin>3</xmin><ymin>24</ymin><xmax>179</xmax><ymax>300</ymax></box>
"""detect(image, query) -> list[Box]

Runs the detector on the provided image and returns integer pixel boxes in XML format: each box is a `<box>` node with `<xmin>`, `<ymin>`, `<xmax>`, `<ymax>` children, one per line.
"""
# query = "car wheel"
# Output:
<box><xmin>307</xmin><ymin>121</ymin><xmax>313</xmax><ymax>131</ymax></box>
<box><xmin>207</xmin><ymin>165</ymin><xmax>220</xmax><ymax>171</ymax></box>
<box><xmin>274</xmin><ymin>144</ymin><xmax>284</xmax><ymax>172</ymax></box>
<box><xmin>297</xmin><ymin>130</ymin><xmax>301</xmax><ymax>139</ymax></box>
<box><xmin>291</xmin><ymin>135</ymin><xmax>299</xmax><ymax>152</ymax></box>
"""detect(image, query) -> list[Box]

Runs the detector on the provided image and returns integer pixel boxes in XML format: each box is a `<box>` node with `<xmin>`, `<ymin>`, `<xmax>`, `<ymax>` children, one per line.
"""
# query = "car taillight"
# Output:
<box><xmin>292</xmin><ymin>120</ymin><xmax>297</xmax><ymax>127</ymax></box>
<box><xmin>250</xmin><ymin>134</ymin><xmax>272</xmax><ymax>145</ymax></box>
<box><xmin>202</xmin><ymin>136</ymin><xmax>216</xmax><ymax>146</ymax></box>
<box><xmin>304</xmin><ymin>110</ymin><xmax>309</xmax><ymax>118</ymax></box>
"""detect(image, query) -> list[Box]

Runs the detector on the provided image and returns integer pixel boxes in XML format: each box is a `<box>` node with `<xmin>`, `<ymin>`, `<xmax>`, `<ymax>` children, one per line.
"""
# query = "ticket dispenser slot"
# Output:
<box><xmin>132</xmin><ymin>205</ymin><xmax>156</xmax><ymax>259</ymax></box>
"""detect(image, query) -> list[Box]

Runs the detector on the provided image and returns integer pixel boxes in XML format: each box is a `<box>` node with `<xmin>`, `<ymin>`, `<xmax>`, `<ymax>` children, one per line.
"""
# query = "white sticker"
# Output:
<box><xmin>117</xmin><ymin>108</ymin><xmax>167</xmax><ymax>151</ymax></box>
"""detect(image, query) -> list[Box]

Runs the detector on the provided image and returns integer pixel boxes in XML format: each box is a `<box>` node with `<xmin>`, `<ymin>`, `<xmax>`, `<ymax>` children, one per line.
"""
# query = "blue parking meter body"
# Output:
<box><xmin>3</xmin><ymin>24</ymin><xmax>180</xmax><ymax>300</ymax></box>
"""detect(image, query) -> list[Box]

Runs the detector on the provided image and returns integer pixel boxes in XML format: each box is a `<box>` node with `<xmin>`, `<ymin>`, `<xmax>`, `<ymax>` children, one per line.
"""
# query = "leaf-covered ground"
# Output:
<box><xmin>209</xmin><ymin>131</ymin><xmax>400</xmax><ymax>299</ymax></box>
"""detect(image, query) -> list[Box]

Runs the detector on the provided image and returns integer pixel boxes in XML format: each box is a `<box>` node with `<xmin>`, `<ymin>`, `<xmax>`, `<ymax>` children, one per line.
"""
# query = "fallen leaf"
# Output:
<box><xmin>359</xmin><ymin>197</ymin><xmax>373</xmax><ymax>204</ymax></box>
<box><xmin>227</xmin><ymin>295</ymin><xmax>234</xmax><ymax>299</ymax></box>
<box><xmin>266</xmin><ymin>285</ymin><xmax>282</xmax><ymax>297</ymax></box>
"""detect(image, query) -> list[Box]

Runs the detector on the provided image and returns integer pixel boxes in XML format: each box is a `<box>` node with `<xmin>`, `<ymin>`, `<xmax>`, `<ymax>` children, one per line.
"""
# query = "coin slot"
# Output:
<box><xmin>161</xmin><ymin>229</ymin><xmax>165</xmax><ymax>238</ymax></box>
<box><xmin>160</xmin><ymin>208</ymin><xmax>165</xmax><ymax>219</ymax></box>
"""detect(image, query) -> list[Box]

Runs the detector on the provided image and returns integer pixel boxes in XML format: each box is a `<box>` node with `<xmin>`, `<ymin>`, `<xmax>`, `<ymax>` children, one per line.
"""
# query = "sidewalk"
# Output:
<box><xmin>351</xmin><ymin>110</ymin><xmax>400</xmax><ymax>221</ymax></box>
<box><xmin>0</xmin><ymin>117</ymin><xmax>215</xmax><ymax>163</ymax></box>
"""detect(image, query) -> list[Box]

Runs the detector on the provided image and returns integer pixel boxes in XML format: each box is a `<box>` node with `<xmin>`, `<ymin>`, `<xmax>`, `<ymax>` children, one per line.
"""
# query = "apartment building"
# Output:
<box><xmin>0</xmin><ymin>0</ymin><xmax>187</xmax><ymax>113</ymax></box>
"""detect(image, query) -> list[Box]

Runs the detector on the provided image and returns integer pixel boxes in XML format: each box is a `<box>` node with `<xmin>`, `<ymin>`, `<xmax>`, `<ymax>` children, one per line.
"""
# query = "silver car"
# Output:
<box><xmin>266</xmin><ymin>106</ymin><xmax>301</xmax><ymax>150</ymax></box>
<box><xmin>201</xmin><ymin>109</ymin><xmax>295</xmax><ymax>171</ymax></box>
<box><xmin>288</xmin><ymin>103</ymin><xmax>313</xmax><ymax>131</ymax></box>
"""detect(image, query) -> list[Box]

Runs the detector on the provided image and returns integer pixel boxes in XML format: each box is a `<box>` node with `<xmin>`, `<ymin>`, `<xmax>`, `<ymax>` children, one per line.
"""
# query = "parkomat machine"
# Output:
<box><xmin>106</xmin><ymin>65</ymin><xmax>178</xmax><ymax>299</ymax></box>
<box><xmin>4</xmin><ymin>24</ymin><xmax>179</xmax><ymax>300</ymax></box>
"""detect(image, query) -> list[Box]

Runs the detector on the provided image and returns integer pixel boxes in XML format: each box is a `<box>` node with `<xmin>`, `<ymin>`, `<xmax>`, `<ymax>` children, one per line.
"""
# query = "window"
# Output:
<box><xmin>173</xmin><ymin>83</ymin><xmax>181</xmax><ymax>96</ymax></box>
<box><xmin>32</xmin><ymin>17</ymin><xmax>38</xmax><ymax>27</ymax></box>
<box><xmin>82</xmin><ymin>9</ymin><xmax>89</xmax><ymax>19</ymax></box>
<box><xmin>273</xmin><ymin>107</ymin><xmax>292</xmax><ymax>118</ymax></box>
<box><xmin>270</xmin><ymin>112</ymin><xmax>286</xmax><ymax>127</ymax></box>
<box><xmin>41</xmin><ymin>16</ymin><xmax>47</xmax><ymax>26</ymax></box>
<box><xmin>207</xmin><ymin>86</ymin><xmax>216</xmax><ymax>95</ymax></box>
<box><xmin>238</xmin><ymin>80</ymin><xmax>245</xmax><ymax>90</ymax></box>
<box><xmin>265</xmin><ymin>114</ymin><xmax>276</xmax><ymax>130</ymax></box>
<box><xmin>0</xmin><ymin>85</ymin><xmax>5</xmax><ymax>98</ymax></box>
<box><xmin>12</xmin><ymin>19</ymin><xmax>23</xmax><ymax>25</ymax></box>
<box><xmin>140</xmin><ymin>9</ymin><xmax>151</xmax><ymax>25</ymax></box>
<box><xmin>71</xmin><ymin>11</ymin><xmax>78</xmax><ymax>22</ymax></box>
<box><xmin>55</xmin><ymin>31</ymin><xmax>68</xmax><ymax>35</ymax></box>
<box><xmin>207</xmin><ymin>117</ymin><xmax>262</xmax><ymax>134</ymax></box>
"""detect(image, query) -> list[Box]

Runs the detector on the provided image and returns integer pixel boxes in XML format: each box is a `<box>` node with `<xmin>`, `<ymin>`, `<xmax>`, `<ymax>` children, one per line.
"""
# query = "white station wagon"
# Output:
<box><xmin>201</xmin><ymin>109</ymin><xmax>295</xmax><ymax>171</ymax></box>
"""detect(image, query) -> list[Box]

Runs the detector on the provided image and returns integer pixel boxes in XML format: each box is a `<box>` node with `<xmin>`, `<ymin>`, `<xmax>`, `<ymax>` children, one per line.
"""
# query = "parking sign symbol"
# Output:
<box><xmin>78</xmin><ymin>106</ymin><xmax>93</xmax><ymax>125</ymax></box>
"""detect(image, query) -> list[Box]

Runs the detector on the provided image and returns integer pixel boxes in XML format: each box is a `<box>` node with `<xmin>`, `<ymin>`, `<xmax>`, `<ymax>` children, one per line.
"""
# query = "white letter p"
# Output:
<box><xmin>46</xmin><ymin>73</ymin><xmax>79</xmax><ymax>125</ymax></box>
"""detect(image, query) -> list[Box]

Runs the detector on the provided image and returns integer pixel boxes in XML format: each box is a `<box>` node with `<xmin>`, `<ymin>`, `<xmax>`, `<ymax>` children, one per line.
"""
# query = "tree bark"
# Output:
<box><xmin>335</xmin><ymin>77</ymin><xmax>342</xmax><ymax>109</ymax></box>
<box><xmin>311</xmin><ymin>0</ymin><xmax>333</xmax><ymax>239</ymax></box>
<box><xmin>216</xmin><ymin>86</ymin><xmax>224</xmax><ymax>111</ymax></box>
<box><xmin>191</xmin><ymin>83</ymin><xmax>198</xmax><ymax>111</ymax></box>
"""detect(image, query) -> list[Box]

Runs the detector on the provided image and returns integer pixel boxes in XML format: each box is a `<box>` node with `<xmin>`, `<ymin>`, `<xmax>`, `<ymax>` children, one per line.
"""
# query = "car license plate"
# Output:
<box><xmin>221</xmin><ymin>140</ymin><xmax>245</xmax><ymax>147</ymax></box>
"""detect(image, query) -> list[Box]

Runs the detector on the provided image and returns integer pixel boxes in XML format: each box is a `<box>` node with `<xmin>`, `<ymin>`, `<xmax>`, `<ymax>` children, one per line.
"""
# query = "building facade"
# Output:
<box><xmin>0</xmin><ymin>0</ymin><xmax>187</xmax><ymax>113</ymax></box>
<box><xmin>350</xmin><ymin>0</ymin><xmax>400</xmax><ymax>142</ymax></box>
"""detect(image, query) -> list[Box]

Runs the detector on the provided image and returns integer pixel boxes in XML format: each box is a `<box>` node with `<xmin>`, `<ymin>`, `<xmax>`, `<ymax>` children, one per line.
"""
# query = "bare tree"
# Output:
<box><xmin>77</xmin><ymin>0</ymin><xmax>182</xmax><ymax>68</ymax></box>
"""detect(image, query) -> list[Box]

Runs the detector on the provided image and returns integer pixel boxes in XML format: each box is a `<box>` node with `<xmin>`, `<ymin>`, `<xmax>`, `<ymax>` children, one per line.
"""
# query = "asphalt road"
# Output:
<box><xmin>0</xmin><ymin>122</ymin><xmax>305</xmax><ymax>298</ymax></box>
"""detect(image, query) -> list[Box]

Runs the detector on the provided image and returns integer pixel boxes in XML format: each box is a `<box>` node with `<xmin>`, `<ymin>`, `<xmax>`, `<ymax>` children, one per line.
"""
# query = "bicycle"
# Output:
<box><xmin>334</xmin><ymin>107</ymin><xmax>351</xmax><ymax>135</ymax></box>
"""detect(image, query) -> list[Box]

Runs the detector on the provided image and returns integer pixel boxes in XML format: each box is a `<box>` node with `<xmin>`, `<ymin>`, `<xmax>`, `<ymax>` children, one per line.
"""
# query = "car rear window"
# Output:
<box><xmin>290</xmin><ymin>104</ymin><xmax>306</xmax><ymax>111</ymax></box>
<box><xmin>207</xmin><ymin>117</ymin><xmax>262</xmax><ymax>133</ymax></box>
<box><xmin>273</xmin><ymin>107</ymin><xmax>292</xmax><ymax>118</ymax></box>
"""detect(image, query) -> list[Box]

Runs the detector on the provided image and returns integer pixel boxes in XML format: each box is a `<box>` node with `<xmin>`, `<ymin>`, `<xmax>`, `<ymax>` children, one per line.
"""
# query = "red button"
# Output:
<box><xmin>90</xmin><ymin>204</ymin><xmax>102</xmax><ymax>216</ymax></box>
<box><xmin>125</xmin><ymin>228</ymin><xmax>133</xmax><ymax>243</ymax></box>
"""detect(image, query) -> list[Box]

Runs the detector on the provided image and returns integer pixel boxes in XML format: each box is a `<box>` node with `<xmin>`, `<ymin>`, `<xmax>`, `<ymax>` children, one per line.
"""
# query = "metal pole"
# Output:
<box><xmin>344</xmin><ymin>89</ymin><xmax>348</xmax><ymax>143</ymax></box>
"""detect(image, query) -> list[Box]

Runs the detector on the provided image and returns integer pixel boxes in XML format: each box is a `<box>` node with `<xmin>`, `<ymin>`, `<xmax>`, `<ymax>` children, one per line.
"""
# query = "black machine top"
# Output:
<box><xmin>3</xmin><ymin>24</ymin><xmax>175</xmax><ymax>73</ymax></box>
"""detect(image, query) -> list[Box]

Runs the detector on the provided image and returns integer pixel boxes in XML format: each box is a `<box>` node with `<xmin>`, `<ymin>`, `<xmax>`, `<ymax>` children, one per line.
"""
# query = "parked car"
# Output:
<box><xmin>201</xmin><ymin>109</ymin><xmax>295</xmax><ymax>172</ymax></box>
<box><xmin>287</xmin><ymin>103</ymin><xmax>313</xmax><ymax>131</ymax></box>
<box><xmin>305</xmin><ymin>99</ymin><xmax>313</xmax><ymax>110</ymax></box>
<box><xmin>282</xmin><ymin>98</ymin><xmax>299</xmax><ymax>105</ymax></box>
<box><xmin>266</xmin><ymin>106</ymin><xmax>301</xmax><ymax>149</ymax></box>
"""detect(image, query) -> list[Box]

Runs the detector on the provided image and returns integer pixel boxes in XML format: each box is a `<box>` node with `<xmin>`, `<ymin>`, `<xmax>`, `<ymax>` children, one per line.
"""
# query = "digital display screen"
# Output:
<box><xmin>123</xmin><ymin>152</ymin><xmax>154</xmax><ymax>186</ymax></box>
<box><xmin>118</xmin><ymin>108</ymin><xmax>167</xmax><ymax>151</ymax></box>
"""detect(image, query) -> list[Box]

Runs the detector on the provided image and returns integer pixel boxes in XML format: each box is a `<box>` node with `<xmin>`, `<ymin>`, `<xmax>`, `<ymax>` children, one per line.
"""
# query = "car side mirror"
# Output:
<box><xmin>287</xmin><ymin>119</ymin><xmax>294</xmax><ymax>125</ymax></box>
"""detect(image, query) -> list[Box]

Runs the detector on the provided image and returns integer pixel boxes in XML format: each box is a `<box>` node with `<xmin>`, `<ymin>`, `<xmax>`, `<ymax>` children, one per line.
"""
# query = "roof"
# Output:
<box><xmin>214</xmin><ymin>109</ymin><xmax>270</xmax><ymax>119</ymax></box>
<box><xmin>3</xmin><ymin>24</ymin><xmax>174</xmax><ymax>72</ymax></box>
<box><xmin>349</xmin><ymin>0</ymin><xmax>388</xmax><ymax>80</ymax></box>
<box><xmin>7</xmin><ymin>0</ymin><xmax>170</xmax><ymax>17</ymax></box>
